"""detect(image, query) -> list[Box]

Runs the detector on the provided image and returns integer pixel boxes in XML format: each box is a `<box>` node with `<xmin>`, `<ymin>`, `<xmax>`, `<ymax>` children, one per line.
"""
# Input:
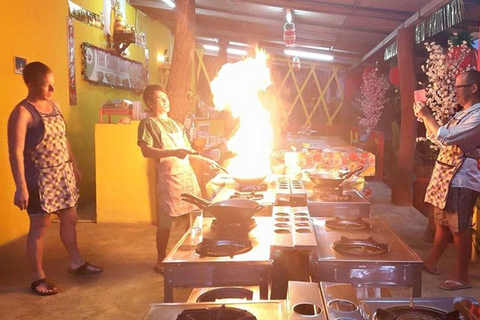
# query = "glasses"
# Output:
<box><xmin>455</xmin><ymin>84</ymin><xmax>474</xmax><ymax>89</ymax></box>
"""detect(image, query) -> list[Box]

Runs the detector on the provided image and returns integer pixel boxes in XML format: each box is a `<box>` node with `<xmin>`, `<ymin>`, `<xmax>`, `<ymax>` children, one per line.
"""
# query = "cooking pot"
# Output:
<box><xmin>305</xmin><ymin>165</ymin><xmax>363</xmax><ymax>189</ymax></box>
<box><xmin>181</xmin><ymin>193</ymin><xmax>264</xmax><ymax>224</ymax></box>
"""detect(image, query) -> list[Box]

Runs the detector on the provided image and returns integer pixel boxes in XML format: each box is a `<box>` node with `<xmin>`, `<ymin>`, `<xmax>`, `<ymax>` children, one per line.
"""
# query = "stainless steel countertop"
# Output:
<box><xmin>163</xmin><ymin>217</ymin><xmax>273</xmax><ymax>264</ymax></box>
<box><xmin>312</xmin><ymin>218</ymin><xmax>423</xmax><ymax>263</ymax></box>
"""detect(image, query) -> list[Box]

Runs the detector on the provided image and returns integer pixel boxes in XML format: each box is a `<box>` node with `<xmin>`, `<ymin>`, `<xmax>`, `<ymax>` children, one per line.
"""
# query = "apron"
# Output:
<box><xmin>28</xmin><ymin>103</ymin><xmax>79</xmax><ymax>213</ymax></box>
<box><xmin>153</xmin><ymin>117</ymin><xmax>201</xmax><ymax>217</ymax></box>
<box><xmin>424</xmin><ymin>115</ymin><xmax>466</xmax><ymax>209</ymax></box>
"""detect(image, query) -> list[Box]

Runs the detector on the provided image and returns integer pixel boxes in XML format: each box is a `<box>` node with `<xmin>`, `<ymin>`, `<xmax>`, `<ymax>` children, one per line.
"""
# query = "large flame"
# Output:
<box><xmin>210</xmin><ymin>49</ymin><xmax>274</xmax><ymax>178</ymax></box>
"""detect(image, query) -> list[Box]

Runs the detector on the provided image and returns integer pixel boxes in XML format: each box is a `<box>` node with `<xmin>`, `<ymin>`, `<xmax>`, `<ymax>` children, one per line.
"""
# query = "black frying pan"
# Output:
<box><xmin>305</xmin><ymin>165</ymin><xmax>363</xmax><ymax>188</ymax></box>
<box><xmin>181</xmin><ymin>193</ymin><xmax>264</xmax><ymax>224</ymax></box>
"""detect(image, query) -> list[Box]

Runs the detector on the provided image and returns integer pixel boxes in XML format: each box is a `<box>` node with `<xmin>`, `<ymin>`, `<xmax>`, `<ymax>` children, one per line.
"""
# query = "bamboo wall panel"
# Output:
<box><xmin>193</xmin><ymin>50</ymin><xmax>345</xmax><ymax>129</ymax></box>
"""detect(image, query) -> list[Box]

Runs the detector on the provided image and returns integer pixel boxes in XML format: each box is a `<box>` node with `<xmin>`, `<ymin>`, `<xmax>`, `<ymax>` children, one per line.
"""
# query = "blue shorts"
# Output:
<box><xmin>26</xmin><ymin>186</ymin><xmax>76</xmax><ymax>216</ymax></box>
<box><xmin>27</xmin><ymin>186</ymin><xmax>48</xmax><ymax>216</ymax></box>
<box><xmin>434</xmin><ymin>187</ymin><xmax>478</xmax><ymax>233</ymax></box>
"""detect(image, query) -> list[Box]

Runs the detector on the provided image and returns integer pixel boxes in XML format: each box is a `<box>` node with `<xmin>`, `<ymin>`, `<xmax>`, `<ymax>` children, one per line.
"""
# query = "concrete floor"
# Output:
<box><xmin>0</xmin><ymin>181</ymin><xmax>479</xmax><ymax>319</ymax></box>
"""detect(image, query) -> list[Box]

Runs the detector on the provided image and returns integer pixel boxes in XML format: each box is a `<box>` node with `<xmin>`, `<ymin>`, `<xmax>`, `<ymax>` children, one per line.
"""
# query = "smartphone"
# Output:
<box><xmin>414</xmin><ymin>89</ymin><xmax>426</xmax><ymax>103</ymax></box>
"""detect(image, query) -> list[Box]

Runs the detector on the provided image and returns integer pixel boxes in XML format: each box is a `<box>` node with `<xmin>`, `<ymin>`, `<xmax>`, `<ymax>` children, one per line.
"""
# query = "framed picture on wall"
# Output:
<box><xmin>14</xmin><ymin>57</ymin><xmax>27</xmax><ymax>75</ymax></box>
<box><xmin>81</xmin><ymin>42</ymin><xmax>146</xmax><ymax>91</ymax></box>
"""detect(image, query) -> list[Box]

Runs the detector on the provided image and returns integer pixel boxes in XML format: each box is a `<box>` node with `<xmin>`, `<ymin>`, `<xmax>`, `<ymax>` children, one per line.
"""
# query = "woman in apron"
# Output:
<box><xmin>137</xmin><ymin>85</ymin><xmax>218</xmax><ymax>274</ymax></box>
<box><xmin>7</xmin><ymin>62</ymin><xmax>102</xmax><ymax>296</ymax></box>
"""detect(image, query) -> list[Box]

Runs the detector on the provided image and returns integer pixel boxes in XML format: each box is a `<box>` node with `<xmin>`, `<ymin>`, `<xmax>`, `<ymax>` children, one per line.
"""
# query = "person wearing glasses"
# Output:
<box><xmin>7</xmin><ymin>62</ymin><xmax>102</xmax><ymax>296</ymax></box>
<box><xmin>137</xmin><ymin>85</ymin><xmax>218</xmax><ymax>274</ymax></box>
<box><xmin>414</xmin><ymin>69</ymin><xmax>480</xmax><ymax>291</ymax></box>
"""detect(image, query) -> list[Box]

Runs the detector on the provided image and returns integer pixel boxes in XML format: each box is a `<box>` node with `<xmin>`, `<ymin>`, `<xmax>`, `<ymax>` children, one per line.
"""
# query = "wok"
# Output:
<box><xmin>305</xmin><ymin>165</ymin><xmax>363</xmax><ymax>189</ymax></box>
<box><xmin>212</xmin><ymin>163</ymin><xmax>267</xmax><ymax>186</ymax></box>
<box><xmin>232</xmin><ymin>175</ymin><xmax>267</xmax><ymax>186</ymax></box>
<box><xmin>181</xmin><ymin>193</ymin><xmax>264</xmax><ymax>224</ymax></box>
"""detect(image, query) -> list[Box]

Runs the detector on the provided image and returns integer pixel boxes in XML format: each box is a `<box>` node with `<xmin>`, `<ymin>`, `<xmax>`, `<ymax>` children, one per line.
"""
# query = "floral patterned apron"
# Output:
<box><xmin>424</xmin><ymin>115</ymin><xmax>466</xmax><ymax>209</ymax></box>
<box><xmin>153</xmin><ymin>117</ymin><xmax>201</xmax><ymax>217</ymax></box>
<box><xmin>28</xmin><ymin>103</ymin><xmax>79</xmax><ymax>213</ymax></box>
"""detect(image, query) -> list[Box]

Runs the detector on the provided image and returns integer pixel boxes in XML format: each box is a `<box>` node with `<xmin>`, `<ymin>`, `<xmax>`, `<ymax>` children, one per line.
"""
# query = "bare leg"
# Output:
<box><xmin>451</xmin><ymin>229</ymin><xmax>472</xmax><ymax>284</ymax></box>
<box><xmin>56</xmin><ymin>207</ymin><xmax>84</xmax><ymax>269</ymax></box>
<box><xmin>423</xmin><ymin>224</ymin><xmax>452</xmax><ymax>274</ymax></box>
<box><xmin>423</xmin><ymin>210</ymin><xmax>436</xmax><ymax>243</ymax></box>
<box><xmin>27</xmin><ymin>215</ymin><xmax>54</xmax><ymax>293</ymax></box>
<box><xmin>157</xmin><ymin>226</ymin><xmax>171</xmax><ymax>267</ymax></box>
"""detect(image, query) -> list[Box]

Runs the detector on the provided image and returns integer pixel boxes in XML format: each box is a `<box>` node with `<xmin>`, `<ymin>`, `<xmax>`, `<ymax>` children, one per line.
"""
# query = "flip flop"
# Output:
<box><xmin>153</xmin><ymin>266</ymin><xmax>164</xmax><ymax>275</ymax></box>
<box><xmin>68</xmin><ymin>262</ymin><xmax>103</xmax><ymax>275</ymax></box>
<box><xmin>31</xmin><ymin>278</ymin><xmax>58</xmax><ymax>296</ymax></box>
<box><xmin>438</xmin><ymin>280</ymin><xmax>472</xmax><ymax>291</ymax></box>
<box><xmin>422</xmin><ymin>263</ymin><xmax>440</xmax><ymax>275</ymax></box>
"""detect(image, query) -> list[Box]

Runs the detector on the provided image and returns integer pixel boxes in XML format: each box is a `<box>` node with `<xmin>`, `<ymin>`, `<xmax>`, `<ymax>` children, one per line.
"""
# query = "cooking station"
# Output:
<box><xmin>310</xmin><ymin>217</ymin><xmax>423</xmax><ymax>297</ymax></box>
<box><xmin>162</xmin><ymin>217</ymin><xmax>273</xmax><ymax>302</ymax></box>
<box><xmin>143</xmin><ymin>281</ymin><xmax>327</xmax><ymax>320</ymax></box>
<box><xmin>307</xmin><ymin>187</ymin><xmax>371</xmax><ymax>218</ymax></box>
<box><xmin>320</xmin><ymin>281</ymin><xmax>478</xmax><ymax>320</ymax></box>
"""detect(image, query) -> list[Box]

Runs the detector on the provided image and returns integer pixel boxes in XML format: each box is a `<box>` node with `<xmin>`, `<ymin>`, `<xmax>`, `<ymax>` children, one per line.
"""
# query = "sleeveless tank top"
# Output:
<box><xmin>20</xmin><ymin>100</ymin><xmax>58</xmax><ymax>187</ymax></box>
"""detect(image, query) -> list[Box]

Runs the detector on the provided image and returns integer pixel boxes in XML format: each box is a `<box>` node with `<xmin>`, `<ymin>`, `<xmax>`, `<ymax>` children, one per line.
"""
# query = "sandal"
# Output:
<box><xmin>153</xmin><ymin>266</ymin><xmax>164</xmax><ymax>275</ymax></box>
<box><xmin>422</xmin><ymin>263</ymin><xmax>440</xmax><ymax>275</ymax></box>
<box><xmin>67</xmin><ymin>262</ymin><xmax>103</xmax><ymax>275</ymax></box>
<box><xmin>31</xmin><ymin>278</ymin><xmax>58</xmax><ymax>296</ymax></box>
<box><xmin>438</xmin><ymin>280</ymin><xmax>472</xmax><ymax>291</ymax></box>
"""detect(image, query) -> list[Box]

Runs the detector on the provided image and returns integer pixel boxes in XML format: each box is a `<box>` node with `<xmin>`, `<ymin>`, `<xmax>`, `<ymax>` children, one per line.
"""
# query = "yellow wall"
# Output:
<box><xmin>0</xmin><ymin>0</ymin><xmax>172</xmax><ymax>244</ymax></box>
<box><xmin>95</xmin><ymin>122</ymin><xmax>156</xmax><ymax>223</ymax></box>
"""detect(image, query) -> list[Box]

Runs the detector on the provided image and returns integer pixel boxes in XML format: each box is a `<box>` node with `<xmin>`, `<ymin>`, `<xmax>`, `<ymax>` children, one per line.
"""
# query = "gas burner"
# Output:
<box><xmin>332</xmin><ymin>236</ymin><xmax>389</xmax><ymax>256</ymax></box>
<box><xmin>176</xmin><ymin>305</ymin><xmax>257</xmax><ymax>320</ymax></box>
<box><xmin>230</xmin><ymin>191</ymin><xmax>264</xmax><ymax>201</ymax></box>
<box><xmin>195</xmin><ymin>238</ymin><xmax>253</xmax><ymax>258</ymax></box>
<box><xmin>373</xmin><ymin>306</ymin><xmax>458</xmax><ymax>320</ymax></box>
<box><xmin>237</xmin><ymin>183</ymin><xmax>268</xmax><ymax>192</ymax></box>
<box><xmin>325</xmin><ymin>217</ymin><xmax>372</xmax><ymax>231</ymax></box>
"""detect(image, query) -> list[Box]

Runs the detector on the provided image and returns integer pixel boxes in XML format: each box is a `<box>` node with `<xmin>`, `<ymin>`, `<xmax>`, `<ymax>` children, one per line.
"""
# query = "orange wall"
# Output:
<box><xmin>0</xmin><ymin>0</ymin><xmax>172</xmax><ymax>244</ymax></box>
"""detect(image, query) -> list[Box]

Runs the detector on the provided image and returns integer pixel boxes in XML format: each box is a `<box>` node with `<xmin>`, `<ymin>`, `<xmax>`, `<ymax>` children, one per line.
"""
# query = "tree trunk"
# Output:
<box><xmin>166</xmin><ymin>0</ymin><xmax>196</xmax><ymax>123</ymax></box>
<box><xmin>391</xmin><ymin>26</ymin><xmax>417</xmax><ymax>205</ymax></box>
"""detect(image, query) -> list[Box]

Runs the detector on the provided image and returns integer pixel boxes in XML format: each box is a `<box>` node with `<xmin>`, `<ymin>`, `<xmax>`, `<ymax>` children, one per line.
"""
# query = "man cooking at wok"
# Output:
<box><xmin>137</xmin><ymin>84</ymin><xmax>218</xmax><ymax>274</ymax></box>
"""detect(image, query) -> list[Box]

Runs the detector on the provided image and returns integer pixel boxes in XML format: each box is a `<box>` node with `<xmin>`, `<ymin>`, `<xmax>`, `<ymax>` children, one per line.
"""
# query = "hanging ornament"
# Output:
<box><xmin>292</xmin><ymin>56</ymin><xmax>301</xmax><ymax>71</ymax></box>
<box><xmin>388</xmin><ymin>66</ymin><xmax>400</xmax><ymax>86</ymax></box>
<box><xmin>283</xmin><ymin>9</ymin><xmax>296</xmax><ymax>47</ymax></box>
<box><xmin>284</xmin><ymin>22</ymin><xmax>296</xmax><ymax>47</ymax></box>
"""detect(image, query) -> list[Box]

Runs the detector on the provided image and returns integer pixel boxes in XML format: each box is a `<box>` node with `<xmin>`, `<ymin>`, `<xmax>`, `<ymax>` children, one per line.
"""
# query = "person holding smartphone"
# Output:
<box><xmin>414</xmin><ymin>70</ymin><xmax>480</xmax><ymax>291</ymax></box>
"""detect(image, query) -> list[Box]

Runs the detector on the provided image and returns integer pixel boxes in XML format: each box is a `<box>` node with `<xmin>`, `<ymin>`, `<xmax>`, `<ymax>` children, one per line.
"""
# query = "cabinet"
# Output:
<box><xmin>95</xmin><ymin>121</ymin><xmax>156</xmax><ymax>223</ymax></box>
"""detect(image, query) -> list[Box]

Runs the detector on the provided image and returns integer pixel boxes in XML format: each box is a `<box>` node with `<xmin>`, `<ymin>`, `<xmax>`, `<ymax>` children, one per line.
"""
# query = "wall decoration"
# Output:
<box><xmin>14</xmin><ymin>57</ymin><xmax>26</xmax><ymax>75</ymax></box>
<box><xmin>283</xmin><ymin>9</ymin><xmax>296</xmax><ymax>48</ymax></box>
<box><xmin>81</xmin><ymin>42</ymin><xmax>146</xmax><ymax>91</ymax></box>
<box><xmin>415</xmin><ymin>0</ymin><xmax>464</xmax><ymax>44</ymax></box>
<box><xmin>67</xmin><ymin>17</ymin><xmax>77</xmax><ymax>105</ymax></box>
<box><xmin>68</xmin><ymin>1</ymin><xmax>103</xmax><ymax>30</ymax></box>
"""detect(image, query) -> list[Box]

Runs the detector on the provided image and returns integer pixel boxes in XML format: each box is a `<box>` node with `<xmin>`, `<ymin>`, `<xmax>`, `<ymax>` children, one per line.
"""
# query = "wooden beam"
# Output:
<box><xmin>391</xmin><ymin>26</ymin><xmax>417</xmax><ymax>206</ymax></box>
<box><xmin>166</xmin><ymin>0</ymin><xmax>196</xmax><ymax>123</ymax></box>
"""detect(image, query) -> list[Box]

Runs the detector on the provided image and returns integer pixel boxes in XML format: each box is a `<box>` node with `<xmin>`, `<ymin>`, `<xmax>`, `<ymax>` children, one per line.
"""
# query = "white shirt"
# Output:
<box><xmin>435</xmin><ymin>103</ymin><xmax>480</xmax><ymax>192</ymax></box>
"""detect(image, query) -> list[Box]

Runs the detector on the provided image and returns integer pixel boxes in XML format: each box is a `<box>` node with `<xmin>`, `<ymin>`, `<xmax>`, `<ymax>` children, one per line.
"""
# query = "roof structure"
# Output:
<box><xmin>131</xmin><ymin>0</ymin><xmax>479</xmax><ymax>69</ymax></box>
